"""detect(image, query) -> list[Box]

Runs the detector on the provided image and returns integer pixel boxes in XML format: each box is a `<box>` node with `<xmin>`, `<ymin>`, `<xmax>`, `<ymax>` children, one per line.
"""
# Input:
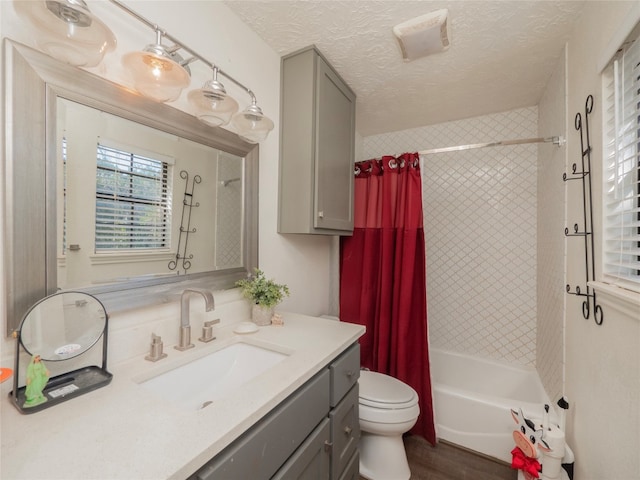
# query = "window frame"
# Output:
<box><xmin>601</xmin><ymin>29</ymin><xmax>640</xmax><ymax>293</ymax></box>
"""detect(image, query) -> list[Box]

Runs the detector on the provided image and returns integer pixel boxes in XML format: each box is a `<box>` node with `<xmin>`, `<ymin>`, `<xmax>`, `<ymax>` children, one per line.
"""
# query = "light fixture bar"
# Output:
<box><xmin>108</xmin><ymin>0</ymin><xmax>255</xmax><ymax>100</ymax></box>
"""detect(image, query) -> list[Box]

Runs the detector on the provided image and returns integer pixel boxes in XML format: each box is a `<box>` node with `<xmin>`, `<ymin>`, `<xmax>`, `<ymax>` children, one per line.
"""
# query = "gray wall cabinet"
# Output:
<box><xmin>191</xmin><ymin>343</ymin><xmax>360</xmax><ymax>480</ymax></box>
<box><xmin>279</xmin><ymin>46</ymin><xmax>356</xmax><ymax>235</ymax></box>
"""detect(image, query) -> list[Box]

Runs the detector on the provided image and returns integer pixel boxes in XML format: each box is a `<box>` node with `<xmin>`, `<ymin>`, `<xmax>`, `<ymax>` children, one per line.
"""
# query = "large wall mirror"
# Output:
<box><xmin>4</xmin><ymin>40</ymin><xmax>259</xmax><ymax>336</ymax></box>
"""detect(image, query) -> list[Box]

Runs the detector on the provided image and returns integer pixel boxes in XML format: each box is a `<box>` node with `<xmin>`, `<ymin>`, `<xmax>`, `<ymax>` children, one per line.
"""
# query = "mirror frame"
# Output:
<box><xmin>3</xmin><ymin>39</ymin><xmax>259</xmax><ymax>336</ymax></box>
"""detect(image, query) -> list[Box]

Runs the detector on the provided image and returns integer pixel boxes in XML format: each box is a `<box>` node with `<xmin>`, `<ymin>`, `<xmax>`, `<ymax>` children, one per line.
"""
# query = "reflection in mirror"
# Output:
<box><xmin>4</xmin><ymin>40</ymin><xmax>259</xmax><ymax>336</ymax></box>
<box><xmin>19</xmin><ymin>291</ymin><xmax>107</xmax><ymax>361</ymax></box>
<box><xmin>57</xmin><ymin>99</ymin><xmax>245</xmax><ymax>290</ymax></box>
<box><xmin>12</xmin><ymin>291</ymin><xmax>112</xmax><ymax>414</ymax></box>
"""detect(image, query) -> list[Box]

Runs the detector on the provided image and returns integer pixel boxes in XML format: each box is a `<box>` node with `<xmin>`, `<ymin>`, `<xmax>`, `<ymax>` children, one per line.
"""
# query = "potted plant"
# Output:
<box><xmin>235</xmin><ymin>269</ymin><xmax>290</xmax><ymax>325</ymax></box>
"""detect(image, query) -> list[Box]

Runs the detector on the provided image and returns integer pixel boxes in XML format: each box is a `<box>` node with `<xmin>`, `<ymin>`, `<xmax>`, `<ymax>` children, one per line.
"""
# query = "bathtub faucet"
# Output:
<box><xmin>176</xmin><ymin>288</ymin><xmax>215</xmax><ymax>351</ymax></box>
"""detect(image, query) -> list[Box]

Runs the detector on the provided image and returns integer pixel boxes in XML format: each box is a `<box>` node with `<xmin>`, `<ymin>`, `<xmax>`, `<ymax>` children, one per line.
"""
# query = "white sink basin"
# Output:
<box><xmin>139</xmin><ymin>342</ymin><xmax>288</xmax><ymax>410</ymax></box>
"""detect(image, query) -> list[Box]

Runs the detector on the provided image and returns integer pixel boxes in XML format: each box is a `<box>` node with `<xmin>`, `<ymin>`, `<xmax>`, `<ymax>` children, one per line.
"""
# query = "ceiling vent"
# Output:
<box><xmin>393</xmin><ymin>9</ymin><xmax>450</xmax><ymax>62</ymax></box>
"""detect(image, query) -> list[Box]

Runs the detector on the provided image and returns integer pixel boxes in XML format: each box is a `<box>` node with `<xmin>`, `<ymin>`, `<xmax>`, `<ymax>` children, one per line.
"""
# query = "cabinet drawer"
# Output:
<box><xmin>191</xmin><ymin>369</ymin><xmax>330</xmax><ymax>480</ymax></box>
<box><xmin>337</xmin><ymin>451</ymin><xmax>359</xmax><ymax>480</ymax></box>
<box><xmin>272</xmin><ymin>418</ymin><xmax>331</xmax><ymax>480</ymax></box>
<box><xmin>330</xmin><ymin>343</ymin><xmax>360</xmax><ymax>407</ymax></box>
<box><xmin>330</xmin><ymin>384</ymin><xmax>359</xmax><ymax>480</ymax></box>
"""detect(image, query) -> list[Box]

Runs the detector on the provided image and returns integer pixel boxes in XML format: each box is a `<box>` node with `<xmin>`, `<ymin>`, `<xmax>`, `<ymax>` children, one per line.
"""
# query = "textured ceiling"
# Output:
<box><xmin>223</xmin><ymin>0</ymin><xmax>585</xmax><ymax>136</ymax></box>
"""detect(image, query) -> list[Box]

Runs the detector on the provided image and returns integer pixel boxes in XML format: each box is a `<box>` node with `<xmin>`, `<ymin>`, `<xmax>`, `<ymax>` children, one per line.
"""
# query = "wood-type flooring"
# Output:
<box><xmin>361</xmin><ymin>435</ymin><xmax>517</xmax><ymax>480</ymax></box>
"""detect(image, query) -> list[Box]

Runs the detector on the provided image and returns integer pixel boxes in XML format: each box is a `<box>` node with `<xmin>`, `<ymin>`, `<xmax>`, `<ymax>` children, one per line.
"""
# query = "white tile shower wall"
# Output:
<box><xmin>215</xmin><ymin>153</ymin><xmax>243</xmax><ymax>269</ymax></box>
<box><xmin>363</xmin><ymin>107</ymin><xmax>538</xmax><ymax>366</ymax></box>
<box><xmin>536</xmin><ymin>51</ymin><xmax>567</xmax><ymax>403</ymax></box>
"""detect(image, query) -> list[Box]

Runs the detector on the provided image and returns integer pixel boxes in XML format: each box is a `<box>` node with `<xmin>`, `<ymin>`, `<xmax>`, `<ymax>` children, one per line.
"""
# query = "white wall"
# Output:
<box><xmin>561</xmin><ymin>2</ymin><xmax>640</xmax><ymax>478</ymax></box>
<box><xmin>536</xmin><ymin>50</ymin><xmax>567</xmax><ymax>405</ymax></box>
<box><xmin>363</xmin><ymin>107</ymin><xmax>539</xmax><ymax>367</ymax></box>
<box><xmin>0</xmin><ymin>1</ymin><xmax>333</xmax><ymax>365</ymax></box>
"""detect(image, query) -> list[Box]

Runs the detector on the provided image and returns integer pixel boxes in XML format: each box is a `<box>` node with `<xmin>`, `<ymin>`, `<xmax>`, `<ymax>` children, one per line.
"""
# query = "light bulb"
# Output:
<box><xmin>122</xmin><ymin>47</ymin><xmax>191</xmax><ymax>103</ymax></box>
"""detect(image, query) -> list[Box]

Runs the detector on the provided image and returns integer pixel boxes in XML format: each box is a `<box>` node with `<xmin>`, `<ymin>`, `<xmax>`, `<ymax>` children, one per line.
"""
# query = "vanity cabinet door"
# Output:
<box><xmin>272</xmin><ymin>418</ymin><xmax>331</xmax><ymax>480</ymax></box>
<box><xmin>279</xmin><ymin>46</ymin><xmax>356</xmax><ymax>235</ymax></box>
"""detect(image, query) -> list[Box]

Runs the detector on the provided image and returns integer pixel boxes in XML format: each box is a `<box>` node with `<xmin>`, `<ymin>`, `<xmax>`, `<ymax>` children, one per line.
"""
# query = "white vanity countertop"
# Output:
<box><xmin>0</xmin><ymin>313</ymin><xmax>365</xmax><ymax>480</ymax></box>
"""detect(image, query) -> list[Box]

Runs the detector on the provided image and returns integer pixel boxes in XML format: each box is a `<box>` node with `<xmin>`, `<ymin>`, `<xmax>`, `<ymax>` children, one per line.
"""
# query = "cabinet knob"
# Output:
<box><xmin>345</xmin><ymin>370</ymin><xmax>354</xmax><ymax>378</ymax></box>
<box><xmin>344</xmin><ymin>426</ymin><xmax>352</xmax><ymax>436</ymax></box>
<box><xmin>318</xmin><ymin>211</ymin><xmax>324</xmax><ymax>218</ymax></box>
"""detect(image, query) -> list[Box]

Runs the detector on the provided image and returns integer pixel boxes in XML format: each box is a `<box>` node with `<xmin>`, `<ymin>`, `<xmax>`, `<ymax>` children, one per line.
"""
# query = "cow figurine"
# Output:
<box><xmin>510</xmin><ymin>408</ymin><xmax>551</xmax><ymax>480</ymax></box>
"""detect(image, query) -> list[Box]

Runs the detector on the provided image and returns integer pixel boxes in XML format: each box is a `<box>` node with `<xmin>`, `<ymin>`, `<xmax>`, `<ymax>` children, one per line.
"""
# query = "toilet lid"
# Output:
<box><xmin>359</xmin><ymin>370</ymin><xmax>418</xmax><ymax>409</ymax></box>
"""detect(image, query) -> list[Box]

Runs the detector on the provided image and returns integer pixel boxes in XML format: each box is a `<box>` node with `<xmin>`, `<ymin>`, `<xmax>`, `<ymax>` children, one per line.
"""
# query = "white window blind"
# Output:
<box><xmin>603</xmin><ymin>32</ymin><xmax>640</xmax><ymax>290</ymax></box>
<box><xmin>95</xmin><ymin>143</ymin><xmax>172</xmax><ymax>251</ymax></box>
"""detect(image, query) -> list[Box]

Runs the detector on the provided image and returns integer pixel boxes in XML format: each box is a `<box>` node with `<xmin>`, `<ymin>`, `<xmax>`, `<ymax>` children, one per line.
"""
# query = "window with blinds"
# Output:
<box><xmin>603</xmin><ymin>31</ymin><xmax>640</xmax><ymax>291</ymax></box>
<box><xmin>95</xmin><ymin>143</ymin><xmax>172</xmax><ymax>251</ymax></box>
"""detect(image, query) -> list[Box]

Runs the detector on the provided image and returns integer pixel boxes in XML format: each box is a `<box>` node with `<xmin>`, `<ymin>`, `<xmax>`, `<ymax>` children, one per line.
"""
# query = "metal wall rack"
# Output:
<box><xmin>564</xmin><ymin>95</ymin><xmax>603</xmax><ymax>325</ymax></box>
<box><xmin>169</xmin><ymin>170</ymin><xmax>201</xmax><ymax>272</ymax></box>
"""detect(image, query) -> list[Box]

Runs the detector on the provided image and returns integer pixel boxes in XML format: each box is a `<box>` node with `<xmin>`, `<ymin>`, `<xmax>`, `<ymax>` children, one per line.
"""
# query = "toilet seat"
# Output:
<box><xmin>359</xmin><ymin>371</ymin><xmax>418</xmax><ymax>409</ymax></box>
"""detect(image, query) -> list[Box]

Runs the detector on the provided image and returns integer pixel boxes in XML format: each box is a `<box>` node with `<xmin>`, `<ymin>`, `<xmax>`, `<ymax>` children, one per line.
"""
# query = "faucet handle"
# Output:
<box><xmin>145</xmin><ymin>333</ymin><xmax>168</xmax><ymax>362</ymax></box>
<box><xmin>199</xmin><ymin>319</ymin><xmax>220</xmax><ymax>343</ymax></box>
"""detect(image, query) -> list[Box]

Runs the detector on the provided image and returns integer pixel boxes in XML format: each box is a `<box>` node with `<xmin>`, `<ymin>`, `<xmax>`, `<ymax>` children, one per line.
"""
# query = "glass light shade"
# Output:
<box><xmin>14</xmin><ymin>0</ymin><xmax>116</xmax><ymax>67</ymax></box>
<box><xmin>122</xmin><ymin>47</ymin><xmax>191</xmax><ymax>103</ymax></box>
<box><xmin>187</xmin><ymin>79</ymin><xmax>239</xmax><ymax>127</ymax></box>
<box><xmin>231</xmin><ymin>102</ymin><xmax>275</xmax><ymax>144</ymax></box>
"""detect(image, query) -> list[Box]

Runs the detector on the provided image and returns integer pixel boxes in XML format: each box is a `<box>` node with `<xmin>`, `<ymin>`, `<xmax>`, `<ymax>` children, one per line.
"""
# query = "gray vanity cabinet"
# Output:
<box><xmin>279</xmin><ymin>45</ymin><xmax>356</xmax><ymax>235</ymax></box>
<box><xmin>190</xmin><ymin>343</ymin><xmax>360</xmax><ymax>480</ymax></box>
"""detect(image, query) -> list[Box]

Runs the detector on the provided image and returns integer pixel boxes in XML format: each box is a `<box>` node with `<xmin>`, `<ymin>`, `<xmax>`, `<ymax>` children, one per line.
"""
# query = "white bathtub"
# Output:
<box><xmin>430</xmin><ymin>348</ymin><xmax>554</xmax><ymax>464</ymax></box>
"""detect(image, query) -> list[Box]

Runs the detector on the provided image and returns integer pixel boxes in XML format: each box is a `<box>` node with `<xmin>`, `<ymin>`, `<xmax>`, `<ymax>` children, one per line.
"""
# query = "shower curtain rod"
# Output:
<box><xmin>418</xmin><ymin>135</ymin><xmax>564</xmax><ymax>156</ymax></box>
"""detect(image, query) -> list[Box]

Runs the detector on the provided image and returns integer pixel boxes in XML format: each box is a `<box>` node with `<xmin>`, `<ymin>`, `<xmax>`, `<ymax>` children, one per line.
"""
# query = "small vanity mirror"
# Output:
<box><xmin>11</xmin><ymin>292</ymin><xmax>112</xmax><ymax>414</ymax></box>
<box><xmin>19</xmin><ymin>292</ymin><xmax>107</xmax><ymax>361</ymax></box>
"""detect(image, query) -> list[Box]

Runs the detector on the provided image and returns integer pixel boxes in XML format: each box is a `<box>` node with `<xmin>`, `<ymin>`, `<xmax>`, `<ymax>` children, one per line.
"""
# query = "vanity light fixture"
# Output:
<box><xmin>232</xmin><ymin>97</ymin><xmax>275</xmax><ymax>144</ymax></box>
<box><xmin>187</xmin><ymin>66</ymin><xmax>239</xmax><ymax>127</ymax></box>
<box><xmin>13</xmin><ymin>0</ymin><xmax>275</xmax><ymax>143</ymax></box>
<box><xmin>108</xmin><ymin>0</ymin><xmax>274</xmax><ymax>142</ymax></box>
<box><xmin>13</xmin><ymin>0</ymin><xmax>116</xmax><ymax>67</ymax></box>
<box><xmin>122</xmin><ymin>28</ymin><xmax>194</xmax><ymax>103</ymax></box>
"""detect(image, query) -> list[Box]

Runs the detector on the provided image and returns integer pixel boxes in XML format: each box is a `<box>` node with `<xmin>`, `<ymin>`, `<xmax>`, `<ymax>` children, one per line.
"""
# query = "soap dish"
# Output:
<box><xmin>234</xmin><ymin>321</ymin><xmax>259</xmax><ymax>334</ymax></box>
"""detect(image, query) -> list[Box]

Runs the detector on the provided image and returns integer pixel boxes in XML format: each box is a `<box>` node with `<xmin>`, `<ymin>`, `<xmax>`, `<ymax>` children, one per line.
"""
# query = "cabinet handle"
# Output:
<box><xmin>344</xmin><ymin>426</ymin><xmax>352</xmax><ymax>436</ymax></box>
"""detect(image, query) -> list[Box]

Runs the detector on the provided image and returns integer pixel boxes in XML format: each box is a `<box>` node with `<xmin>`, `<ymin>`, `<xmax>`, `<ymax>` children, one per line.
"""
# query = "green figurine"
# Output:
<box><xmin>24</xmin><ymin>355</ymin><xmax>50</xmax><ymax>408</ymax></box>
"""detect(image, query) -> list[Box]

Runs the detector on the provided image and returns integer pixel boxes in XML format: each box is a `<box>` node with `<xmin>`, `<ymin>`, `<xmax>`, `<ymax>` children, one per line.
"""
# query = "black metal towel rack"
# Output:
<box><xmin>563</xmin><ymin>94</ymin><xmax>603</xmax><ymax>325</ymax></box>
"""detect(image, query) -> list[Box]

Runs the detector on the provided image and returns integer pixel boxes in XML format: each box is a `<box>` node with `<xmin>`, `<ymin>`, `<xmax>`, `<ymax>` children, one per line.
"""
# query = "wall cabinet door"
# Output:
<box><xmin>279</xmin><ymin>46</ymin><xmax>356</xmax><ymax>235</ymax></box>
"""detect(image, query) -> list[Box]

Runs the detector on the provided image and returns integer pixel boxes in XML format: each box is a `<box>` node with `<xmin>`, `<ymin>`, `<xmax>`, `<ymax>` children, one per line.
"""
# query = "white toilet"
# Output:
<box><xmin>358</xmin><ymin>370</ymin><xmax>420</xmax><ymax>480</ymax></box>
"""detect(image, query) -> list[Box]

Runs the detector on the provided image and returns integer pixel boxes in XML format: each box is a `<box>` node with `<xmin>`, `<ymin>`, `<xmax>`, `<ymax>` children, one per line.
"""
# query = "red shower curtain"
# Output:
<box><xmin>340</xmin><ymin>152</ymin><xmax>436</xmax><ymax>445</ymax></box>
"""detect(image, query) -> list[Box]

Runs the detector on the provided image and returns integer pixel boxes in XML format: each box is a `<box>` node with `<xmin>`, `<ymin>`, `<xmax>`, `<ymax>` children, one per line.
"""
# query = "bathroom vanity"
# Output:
<box><xmin>0</xmin><ymin>313</ymin><xmax>365</xmax><ymax>479</ymax></box>
<box><xmin>192</xmin><ymin>343</ymin><xmax>360</xmax><ymax>480</ymax></box>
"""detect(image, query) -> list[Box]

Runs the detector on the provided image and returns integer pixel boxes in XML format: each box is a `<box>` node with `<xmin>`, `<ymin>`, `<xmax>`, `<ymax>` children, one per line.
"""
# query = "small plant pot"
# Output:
<box><xmin>252</xmin><ymin>304</ymin><xmax>274</xmax><ymax>326</ymax></box>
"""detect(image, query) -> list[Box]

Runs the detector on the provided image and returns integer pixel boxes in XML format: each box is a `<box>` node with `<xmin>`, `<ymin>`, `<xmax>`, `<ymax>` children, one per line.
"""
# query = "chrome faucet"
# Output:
<box><xmin>175</xmin><ymin>288</ymin><xmax>215</xmax><ymax>351</ymax></box>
